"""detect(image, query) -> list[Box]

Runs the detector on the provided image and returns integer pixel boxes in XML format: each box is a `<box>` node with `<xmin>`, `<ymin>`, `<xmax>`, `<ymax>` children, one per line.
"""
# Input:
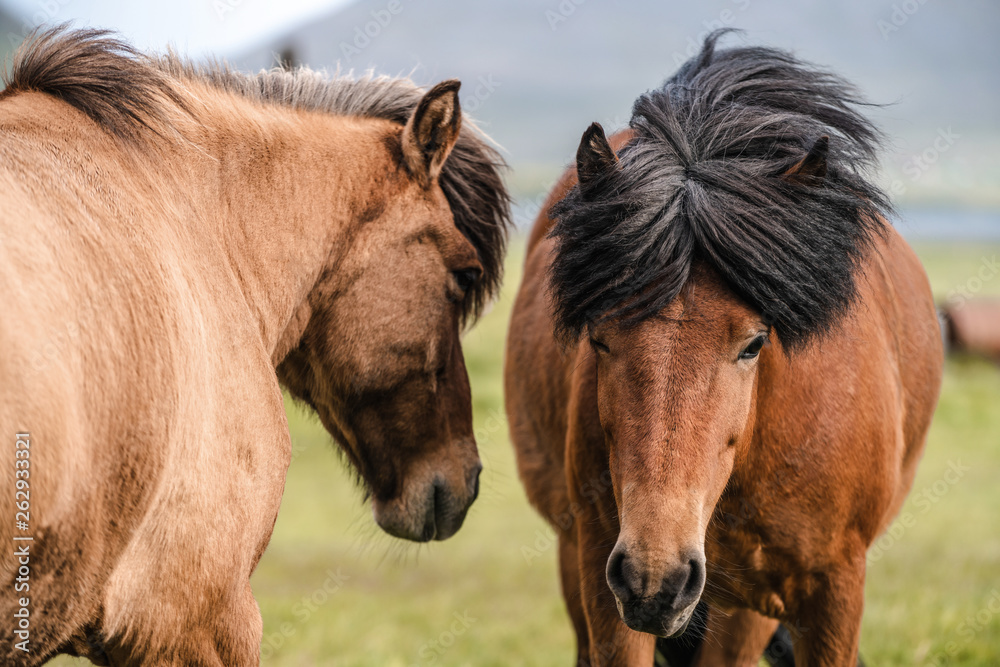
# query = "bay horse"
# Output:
<box><xmin>0</xmin><ymin>27</ymin><xmax>509</xmax><ymax>665</ymax></box>
<box><xmin>505</xmin><ymin>33</ymin><xmax>942</xmax><ymax>666</ymax></box>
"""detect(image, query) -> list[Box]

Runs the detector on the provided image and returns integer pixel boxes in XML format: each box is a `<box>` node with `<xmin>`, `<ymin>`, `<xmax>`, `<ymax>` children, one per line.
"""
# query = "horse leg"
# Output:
<box><xmin>576</xmin><ymin>517</ymin><xmax>655</xmax><ymax>666</ymax></box>
<box><xmin>198</xmin><ymin>581</ymin><xmax>264</xmax><ymax>666</ymax></box>
<box><xmin>100</xmin><ymin>419</ymin><xmax>289</xmax><ymax>664</ymax></box>
<box><xmin>790</xmin><ymin>559</ymin><xmax>866</xmax><ymax>667</ymax></box>
<box><xmin>558</xmin><ymin>531</ymin><xmax>592</xmax><ymax>666</ymax></box>
<box><xmin>693</xmin><ymin>605</ymin><xmax>780</xmax><ymax>667</ymax></box>
<box><xmin>100</xmin><ymin>568</ymin><xmax>263</xmax><ymax>666</ymax></box>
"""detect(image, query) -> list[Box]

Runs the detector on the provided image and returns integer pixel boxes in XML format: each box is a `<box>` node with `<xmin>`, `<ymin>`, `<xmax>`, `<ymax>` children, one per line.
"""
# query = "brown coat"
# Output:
<box><xmin>505</xmin><ymin>128</ymin><xmax>943</xmax><ymax>665</ymax></box>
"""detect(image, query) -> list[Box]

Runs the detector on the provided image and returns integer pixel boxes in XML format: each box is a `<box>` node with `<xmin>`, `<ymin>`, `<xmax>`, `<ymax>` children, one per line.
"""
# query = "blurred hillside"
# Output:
<box><xmin>1</xmin><ymin>1</ymin><xmax>997</xmax><ymax>214</ymax></box>
<box><xmin>0</xmin><ymin>4</ymin><xmax>20</xmax><ymax>47</ymax></box>
<box><xmin>231</xmin><ymin>0</ymin><xmax>1000</xmax><ymax>209</ymax></box>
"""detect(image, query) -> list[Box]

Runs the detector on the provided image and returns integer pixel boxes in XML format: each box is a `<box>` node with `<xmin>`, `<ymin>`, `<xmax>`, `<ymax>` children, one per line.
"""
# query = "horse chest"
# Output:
<box><xmin>704</xmin><ymin>509</ymin><xmax>815</xmax><ymax>620</ymax></box>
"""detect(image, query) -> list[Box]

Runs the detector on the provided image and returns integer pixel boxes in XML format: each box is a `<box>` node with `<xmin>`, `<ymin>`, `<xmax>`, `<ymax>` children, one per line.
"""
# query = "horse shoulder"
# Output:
<box><xmin>737</xmin><ymin>227</ymin><xmax>942</xmax><ymax>565</ymax></box>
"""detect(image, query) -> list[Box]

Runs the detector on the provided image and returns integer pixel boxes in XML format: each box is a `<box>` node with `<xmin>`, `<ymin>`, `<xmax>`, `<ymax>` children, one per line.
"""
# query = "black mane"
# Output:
<box><xmin>549</xmin><ymin>31</ymin><xmax>892</xmax><ymax>348</ymax></box>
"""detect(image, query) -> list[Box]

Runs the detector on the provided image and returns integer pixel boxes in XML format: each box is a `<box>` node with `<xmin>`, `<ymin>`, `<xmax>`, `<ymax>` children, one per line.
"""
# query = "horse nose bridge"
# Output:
<box><xmin>619</xmin><ymin>369</ymin><xmax>721</xmax><ymax>448</ymax></box>
<box><xmin>616</xmin><ymin>428</ymin><xmax>716</xmax><ymax>511</ymax></box>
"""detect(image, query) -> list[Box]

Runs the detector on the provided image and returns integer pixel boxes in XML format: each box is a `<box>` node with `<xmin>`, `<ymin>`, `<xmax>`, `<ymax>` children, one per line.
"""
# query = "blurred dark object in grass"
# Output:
<box><xmin>942</xmin><ymin>298</ymin><xmax>1000</xmax><ymax>363</ymax></box>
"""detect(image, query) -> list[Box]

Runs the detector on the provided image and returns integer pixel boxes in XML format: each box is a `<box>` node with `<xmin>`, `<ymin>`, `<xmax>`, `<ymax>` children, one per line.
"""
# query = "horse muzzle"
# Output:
<box><xmin>372</xmin><ymin>461</ymin><xmax>481</xmax><ymax>542</ymax></box>
<box><xmin>606</xmin><ymin>543</ymin><xmax>706</xmax><ymax>637</ymax></box>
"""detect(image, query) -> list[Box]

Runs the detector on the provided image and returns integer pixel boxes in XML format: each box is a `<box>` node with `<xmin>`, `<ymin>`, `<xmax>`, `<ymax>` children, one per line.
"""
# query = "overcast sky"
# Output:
<box><xmin>0</xmin><ymin>0</ymin><xmax>352</xmax><ymax>57</ymax></box>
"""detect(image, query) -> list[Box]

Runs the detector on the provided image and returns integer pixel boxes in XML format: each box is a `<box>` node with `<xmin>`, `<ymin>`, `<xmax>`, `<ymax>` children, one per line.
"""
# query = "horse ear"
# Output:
<box><xmin>576</xmin><ymin>122</ymin><xmax>619</xmax><ymax>199</ymax></box>
<box><xmin>782</xmin><ymin>135</ymin><xmax>829</xmax><ymax>185</ymax></box>
<box><xmin>402</xmin><ymin>79</ymin><xmax>462</xmax><ymax>187</ymax></box>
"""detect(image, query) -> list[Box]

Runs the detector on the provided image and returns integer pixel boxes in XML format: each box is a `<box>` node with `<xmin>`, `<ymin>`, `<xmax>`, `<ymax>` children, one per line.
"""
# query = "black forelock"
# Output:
<box><xmin>549</xmin><ymin>30</ymin><xmax>892</xmax><ymax>349</ymax></box>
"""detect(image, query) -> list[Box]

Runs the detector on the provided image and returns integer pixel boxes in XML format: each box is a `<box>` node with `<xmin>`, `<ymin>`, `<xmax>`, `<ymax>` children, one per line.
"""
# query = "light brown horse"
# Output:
<box><xmin>0</xmin><ymin>28</ymin><xmax>508</xmax><ymax>665</ymax></box>
<box><xmin>506</xmin><ymin>35</ymin><xmax>942</xmax><ymax>666</ymax></box>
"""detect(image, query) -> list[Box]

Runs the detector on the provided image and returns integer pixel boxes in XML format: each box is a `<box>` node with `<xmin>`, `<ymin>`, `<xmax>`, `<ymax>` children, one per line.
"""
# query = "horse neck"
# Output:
<box><xmin>181</xmin><ymin>92</ymin><xmax>396</xmax><ymax>365</ymax></box>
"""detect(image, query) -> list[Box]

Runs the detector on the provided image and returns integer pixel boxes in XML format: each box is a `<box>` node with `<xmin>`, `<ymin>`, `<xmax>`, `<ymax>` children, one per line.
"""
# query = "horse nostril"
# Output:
<box><xmin>657</xmin><ymin>555</ymin><xmax>705</xmax><ymax>612</ymax></box>
<box><xmin>420</xmin><ymin>480</ymin><xmax>443</xmax><ymax>542</ymax></box>
<box><xmin>606</xmin><ymin>548</ymin><xmax>640</xmax><ymax>602</ymax></box>
<box><xmin>470</xmin><ymin>464</ymin><xmax>482</xmax><ymax>503</ymax></box>
<box><xmin>683</xmin><ymin>558</ymin><xmax>705</xmax><ymax>600</ymax></box>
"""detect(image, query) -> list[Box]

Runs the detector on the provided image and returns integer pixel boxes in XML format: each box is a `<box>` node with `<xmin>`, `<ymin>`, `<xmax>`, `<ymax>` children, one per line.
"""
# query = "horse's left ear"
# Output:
<box><xmin>782</xmin><ymin>135</ymin><xmax>829</xmax><ymax>185</ymax></box>
<box><xmin>576</xmin><ymin>122</ymin><xmax>619</xmax><ymax>200</ymax></box>
<box><xmin>402</xmin><ymin>79</ymin><xmax>462</xmax><ymax>187</ymax></box>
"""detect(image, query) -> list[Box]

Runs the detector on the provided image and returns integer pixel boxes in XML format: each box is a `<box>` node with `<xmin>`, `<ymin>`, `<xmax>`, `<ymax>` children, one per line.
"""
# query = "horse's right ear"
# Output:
<box><xmin>576</xmin><ymin>122</ymin><xmax>618</xmax><ymax>199</ymax></box>
<box><xmin>402</xmin><ymin>80</ymin><xmax>462</xmax><ymax>187</ymax></box>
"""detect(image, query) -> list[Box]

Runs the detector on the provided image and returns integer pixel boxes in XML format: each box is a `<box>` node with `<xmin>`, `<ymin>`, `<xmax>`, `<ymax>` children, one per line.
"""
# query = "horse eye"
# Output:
<box><xmin>739</xmin><ymin>334</ymin><xmax>768</xmax><ymax>360</ymax></box>
<box><xmin>452</xmin><ymin>268</ymin><xmax>481</xmax><ymax>294</ymax></box>
<box><xmin>589</xmin><ymin>337</ymin><xmax>610</xmax><ymax>354</ymax></box>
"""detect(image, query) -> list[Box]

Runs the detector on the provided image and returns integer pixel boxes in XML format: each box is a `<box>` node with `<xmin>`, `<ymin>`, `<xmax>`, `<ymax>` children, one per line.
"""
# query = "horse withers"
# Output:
<box><xmin>505</xmin><ymin>33</ymin><xmax>942</xmax><ymax>666</ymax></box>
<box><xmin>0</xmin><ymin>28</ymin><xmax>509</xmax><ymax>665</ymax></box>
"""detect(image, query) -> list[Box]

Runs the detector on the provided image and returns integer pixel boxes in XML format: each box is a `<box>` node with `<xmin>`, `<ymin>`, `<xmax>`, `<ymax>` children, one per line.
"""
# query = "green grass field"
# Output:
<box><xmin>52</xmin><ymin>239</ymin><xmax>1000</xmax><ymax>666</ymax></box>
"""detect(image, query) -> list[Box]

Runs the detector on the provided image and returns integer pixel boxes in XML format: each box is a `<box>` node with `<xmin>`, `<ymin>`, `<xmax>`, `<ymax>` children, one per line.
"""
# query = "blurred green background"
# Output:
<box><xmin>55</xmin><ymin>239</ymin><xmax>1000</xmax><ymax>666</ymax></box>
